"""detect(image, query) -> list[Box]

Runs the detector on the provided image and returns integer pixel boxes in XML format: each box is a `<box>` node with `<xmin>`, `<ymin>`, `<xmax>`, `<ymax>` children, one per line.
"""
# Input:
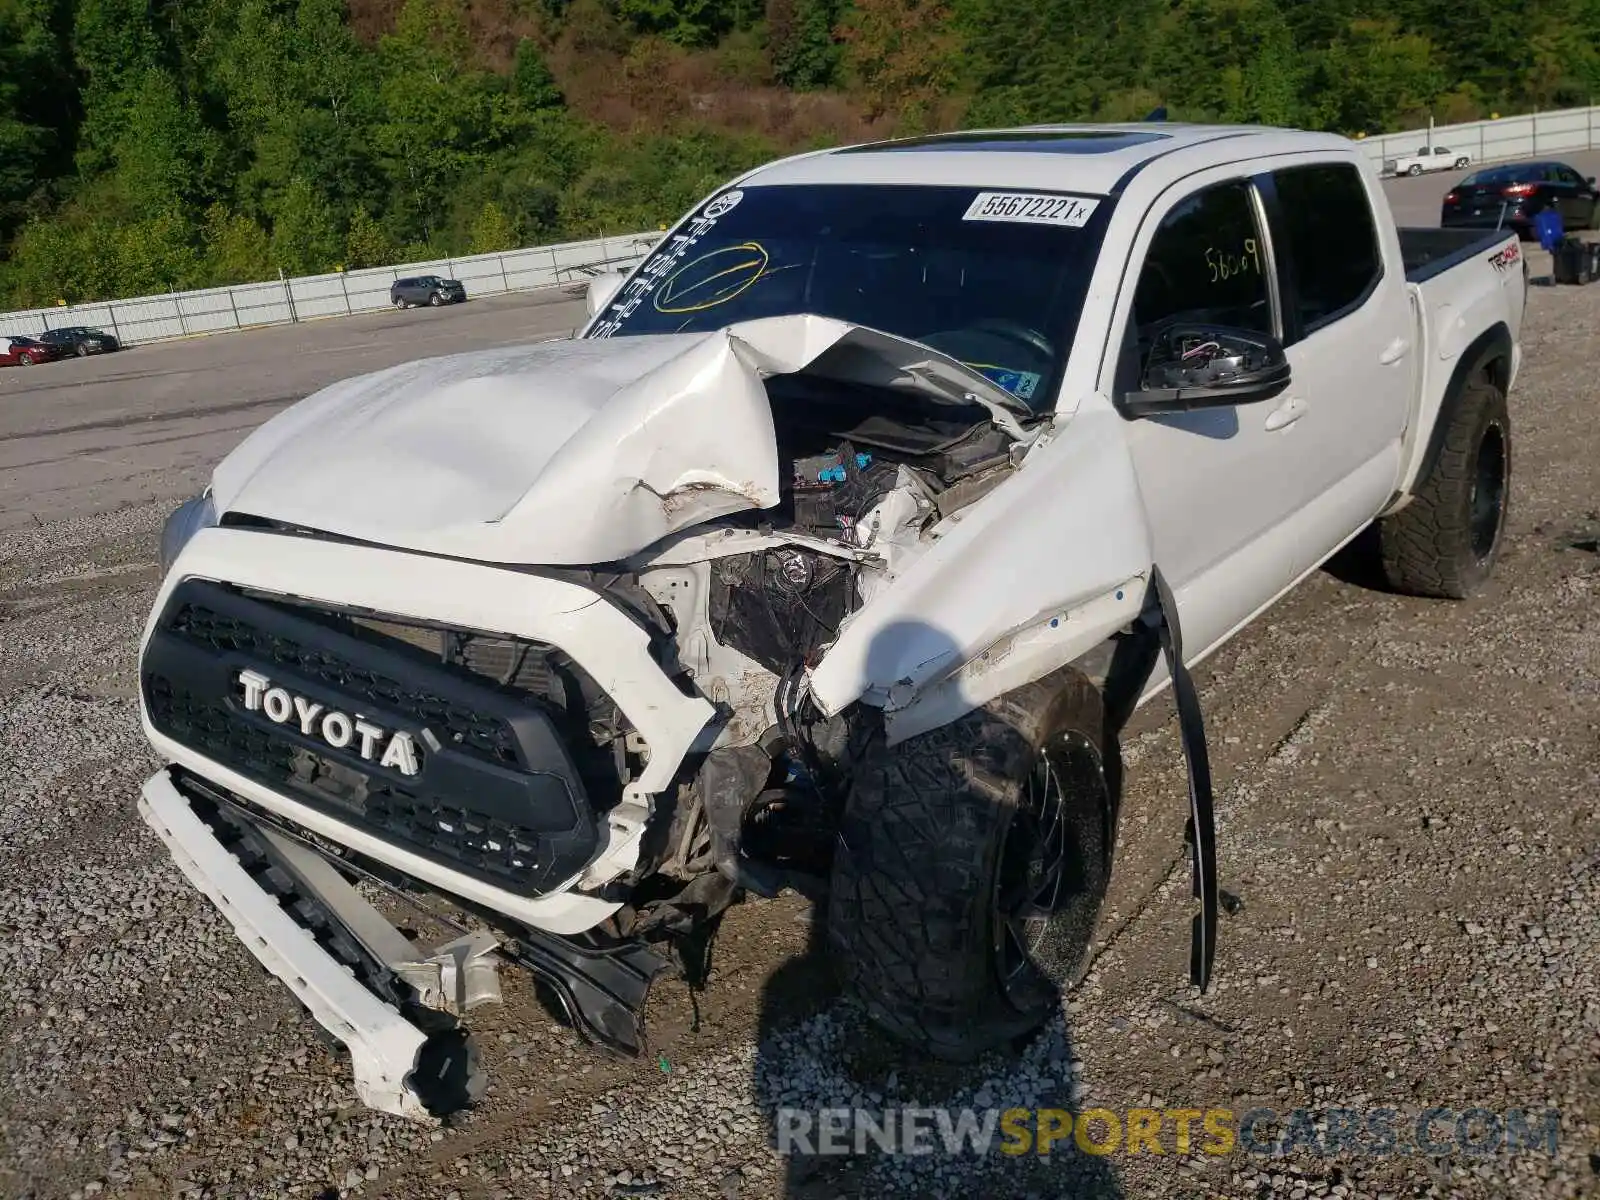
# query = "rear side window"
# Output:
<box><xmin>1269</xmin><ymin>163</ymin><xmax>1383</xmax><ymax>335</ymax></box>
<box><xmin>1130</xmin><ymin>179</ymin><xmax>1273</xmax><ymax>346</ymax></box>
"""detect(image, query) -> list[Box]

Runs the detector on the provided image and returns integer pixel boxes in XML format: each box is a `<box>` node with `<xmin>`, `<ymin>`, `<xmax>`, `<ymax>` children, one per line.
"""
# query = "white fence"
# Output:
<box><xmin>1357</xmin><ymin>105</ymin><xmax>1600</xmax><ymax>173</ymax></box>
<box><xmin>0</xmin><ymin>231</ymin><xmax>659</xmax><ymax>347</ymax></box>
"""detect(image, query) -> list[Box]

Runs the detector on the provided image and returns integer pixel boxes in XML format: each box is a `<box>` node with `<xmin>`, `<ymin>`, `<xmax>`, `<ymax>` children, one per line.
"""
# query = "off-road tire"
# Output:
<box><xmin>1379</xmin><ymin>371</ymin><xmax>1511</xmax><ymax>598</ymax></box>
<box><xmin>827</xmin><ymin>668</ymin><xmax>1118</xmax><ymax>1061</ymax></box>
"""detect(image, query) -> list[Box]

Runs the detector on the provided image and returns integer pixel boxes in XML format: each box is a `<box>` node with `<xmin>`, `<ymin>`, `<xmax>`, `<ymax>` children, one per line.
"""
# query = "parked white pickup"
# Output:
<box><xmin>1384</xmin><ymin>144</ymin><xmax>1473</xmax><ymax>175</ymax></box>
<box><xmin>139</xmin><ymin>122</ymin><xmax>1527</xmax><ymax>1120</ymax></box>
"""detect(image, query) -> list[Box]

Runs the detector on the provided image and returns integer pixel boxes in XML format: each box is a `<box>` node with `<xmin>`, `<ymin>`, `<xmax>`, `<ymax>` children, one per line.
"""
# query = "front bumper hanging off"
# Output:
<box><xmin>139</xmin><ymin>769</ymin><xmax>488</xmax><ymax>1122</ymax></box>
<box><xmin>139</xmin><ymin>768</ymin><xmax>674</xmax><ymax>1121</ymax></box>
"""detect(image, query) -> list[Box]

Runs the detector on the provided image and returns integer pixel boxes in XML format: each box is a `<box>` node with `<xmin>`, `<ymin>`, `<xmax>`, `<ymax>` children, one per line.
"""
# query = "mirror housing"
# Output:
<box><xmin>586</xmin><ymin>270</ymin><xmax>626</xmax><ymax>318</ymax></box>
<box><xmin>1123</xmin><ymin>324</ymin><xmax>1292</xmax><ymax>418</ymax></box>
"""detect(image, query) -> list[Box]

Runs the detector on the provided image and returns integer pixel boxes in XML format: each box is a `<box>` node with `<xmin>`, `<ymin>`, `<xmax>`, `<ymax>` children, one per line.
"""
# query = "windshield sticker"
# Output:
<box><xmin>968</xmin><ymin>362</ymin><xmax>1042</xmax><ymax>401</ymax></box>
<box><xmin>702</xmin><ymin>189</ymin><xmax>744</xmax><ymax>219</ymax></box>
<box><xmin>654</xmin><ymin>243</ymin><xmax>772</xmax><ymax>313</ymax></box>
<box><xmin>590</xmin><ymin>190</ymin><xmax>747</xmax><ymax>337</ymax></box>
<box><xmin>962</xmin><ymin>192</ymin><xmax>1100</xmax><ymax>228</ymax></box>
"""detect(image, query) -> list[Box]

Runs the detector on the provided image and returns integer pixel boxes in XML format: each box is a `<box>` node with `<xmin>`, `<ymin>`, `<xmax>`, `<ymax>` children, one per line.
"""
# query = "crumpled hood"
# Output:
<box><xmin>210</xmin><ymin>313</ymin><xmax>1031</xmax><ymax>565</ymax></box>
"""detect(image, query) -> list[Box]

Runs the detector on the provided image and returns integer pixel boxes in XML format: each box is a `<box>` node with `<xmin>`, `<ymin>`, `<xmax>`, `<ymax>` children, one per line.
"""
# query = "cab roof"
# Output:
<box><xmin>742</xmin><ymin>122</ymin><xmax>1359</xmax><ymax>195</ymax></box>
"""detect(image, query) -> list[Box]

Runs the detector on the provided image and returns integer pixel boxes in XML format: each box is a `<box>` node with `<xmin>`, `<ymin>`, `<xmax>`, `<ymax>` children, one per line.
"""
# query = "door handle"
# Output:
<box><xmin>1379</xmin><ymin>336</ymin><xmax>1412</xmax><ymax>365</ymax></box>
<box><xmin>1264</xmin><ymin>394</ymin><xmax>1306</xmax><ymax>431</ymax></box>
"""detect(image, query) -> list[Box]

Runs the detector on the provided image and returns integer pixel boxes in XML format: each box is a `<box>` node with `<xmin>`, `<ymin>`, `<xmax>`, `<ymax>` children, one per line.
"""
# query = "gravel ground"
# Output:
<box><xmin>2</xmin><ymin>266</ymin><xmax>1598</xmax><ymax>1200</ymax></box>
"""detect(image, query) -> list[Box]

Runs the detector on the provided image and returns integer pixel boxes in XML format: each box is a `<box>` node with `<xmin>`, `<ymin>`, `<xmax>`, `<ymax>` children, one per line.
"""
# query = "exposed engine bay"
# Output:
<box><xmin>611</xmin><ymin>372</ymin><xmax>1032</xmax><ymax>937</ymax></box>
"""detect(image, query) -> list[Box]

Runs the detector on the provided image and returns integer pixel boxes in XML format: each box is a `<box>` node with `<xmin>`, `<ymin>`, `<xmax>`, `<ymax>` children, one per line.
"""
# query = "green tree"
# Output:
<box><xmin>118</xmin><ymin>207</ymin><xmax>204</xmax><ymax>294</ymax></box>
<box><xmin>345</xmin><ymin>206</ymin><xmax>396</xmax><ymax>268</ymax></box>
<box><xmin>71</xmin><ymin>0</ymin><xmax>165</xmax><ymax>176</ymax></box>
<box><xmin>1308</xmin><ymin>18</ymin><xmax>1446</xmax><ymax>132</ymax></box>
<box><xmin>511</xmin><ymin>38</ymin><xmax>564</xmax><ymax>109</ymax></box>
<box><xmin>767</xmin><ymin>0</ymin><xmax>840</xmax><ymax>89</ymax></box>
<box><xmin>468</xmin><ymin>200</ymin><xmax>518</xmax><ymax>252</ymax></box>
<box><xmin>269</xmin><ymin>175</ymin><xmax>340</xmax><ymax>273</ymax></box>
<box><xmin>201</xmin><ymin>203</ymin><xmax>274</xmax><ymax>285</ymax></box>
<box><xmin>106</xmin><ymin>69</ymin><xmax>218</xmax><ymax>215</ymax></box>
<box><xmin>0</xmin><ymin>0</ymin><xmax>75</xmax><ymax>241</ymax></box>
<box><xmin>835</xmin><ymin>0</ymin><xmax>965</xmax><ymax>126</ymax></box>
<box><xmin>616</xmin><ymin>0</ymin><xmax>728</xmax><ymax>46</ymax></box>
<box><xmin>375</xmin><ymin>0</ymin><xmax>505</xmax><ymax>243</ymax></box>
<box><xmin>1150</xmin><ymin>0</ymin><xmax>1303</xmax><ymax>125</ymax></box>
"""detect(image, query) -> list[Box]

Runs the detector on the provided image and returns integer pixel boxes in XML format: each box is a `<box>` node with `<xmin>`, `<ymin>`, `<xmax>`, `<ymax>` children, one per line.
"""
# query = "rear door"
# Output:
<box><xmin>1257</xmin><ymin>159</ymin><xmax>1412</xmax><ymax>574</ymax></box>
<box><xmin>1553</xmin><ymin>164</ymin><xmax>1596</xmax><ymax>226</ymax></box>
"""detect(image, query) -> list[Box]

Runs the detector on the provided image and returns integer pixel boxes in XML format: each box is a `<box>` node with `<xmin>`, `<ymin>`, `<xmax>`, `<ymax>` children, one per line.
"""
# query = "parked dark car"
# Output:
<box><xmin>38</xmin><ymin>325</ymin><xmax>121</xmax><ymax>356</ymax></box>
<box><xmin>0</xmin><ymin>334</ymin><xmax>65</xmax><ymax>367</ymax></box>
<box><xmin>389</xmin><ymin>275</ymin><xmax>467</xmax><ymax>308</ymax></box>
<box><xmin>1441</xmin><ymin>159</ymin><xmax>1600</xmax><ymax>238</ymax></box>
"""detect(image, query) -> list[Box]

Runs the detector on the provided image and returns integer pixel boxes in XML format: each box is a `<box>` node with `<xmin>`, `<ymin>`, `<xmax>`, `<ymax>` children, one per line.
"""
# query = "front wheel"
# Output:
<box><xmin>1378</xmin><ymin>371</ymin><xmax>1511</xmax><ymax>599</ymax></box>
<box><xmin>429</xmin><ymin>292</ymin><xmax>444</xmax><ymax>307</ymax></box>
<box><xmin>17</xmin><ymin>352</ymin><xmax>33</xmax><ymax>365</ymax></box>
<box><xmin>76</xmin><ymin>343</ymin><xmax>89</xmax><ymax>357</ymax></box>
<box><xmin>1454</xmin><ymin>158</ymin><xmax>1469</xmax><ymax>169</ymax></box>
<box><xmin>827</xmin><ymin>668</ymin><xmax>1118</xmax><ymax>1060</ymax></box>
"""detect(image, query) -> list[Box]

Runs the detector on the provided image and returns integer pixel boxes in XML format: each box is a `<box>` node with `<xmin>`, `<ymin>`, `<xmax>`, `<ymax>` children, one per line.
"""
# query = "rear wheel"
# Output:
<box><xmin>1409</xmin><ymin>163</ymin><xmax>1424</xmax><ymax>176</ymax></box>
<box><xmin>827</xmin><ymin>668</ymin><xmax>1117</xmax><ymax>1060</ymax></box>
<box><xmin>17</xmin><ymin>351</ymin><xmax>33</xmax><ymax>365</ymax></box>
<box><xmin>76</xmin><ymin>343</ymin><xmax>89</xmax><ymax>357</ymax></box>
<box><xmin>393</xmin><ymin>297</ymin><xmax>407</xmax><ymax>310</ymax></box>
<box><xmin>1378</xmin><ymin>371</ymin><xmax>1511</xmax><ymax>599</ymax></box>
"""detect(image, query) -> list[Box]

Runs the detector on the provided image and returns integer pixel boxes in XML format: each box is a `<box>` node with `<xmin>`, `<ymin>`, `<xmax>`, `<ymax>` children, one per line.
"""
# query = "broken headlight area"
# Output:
<box><xmin>708</xmin><ymin>549</ymin><xmax>854</xmax><ymax>674</ymax></box>
<box><xmin>159</xmin><ymin>489</ymin><xmax>218</xmax><ymax>574</ymax></box>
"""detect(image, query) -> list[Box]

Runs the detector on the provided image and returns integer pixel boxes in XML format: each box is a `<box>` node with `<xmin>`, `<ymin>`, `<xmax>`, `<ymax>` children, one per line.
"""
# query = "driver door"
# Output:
<box><xmin>1112</xmin><ymin>173</ymin><xmax>1315</xmax><ymax>659</ymax></box>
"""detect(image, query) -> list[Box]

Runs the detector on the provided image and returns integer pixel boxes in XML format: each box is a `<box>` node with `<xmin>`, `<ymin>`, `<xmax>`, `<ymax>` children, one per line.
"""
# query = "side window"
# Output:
<box><xmin>1130</xmin><ymin>179</ymin><xmax>1273</xmax><ymax>352</ymax></box>
<box><xmin>1268</xmin><ymin>163</ymin><xmax>1383</xmax><ymax>335</ymax></box>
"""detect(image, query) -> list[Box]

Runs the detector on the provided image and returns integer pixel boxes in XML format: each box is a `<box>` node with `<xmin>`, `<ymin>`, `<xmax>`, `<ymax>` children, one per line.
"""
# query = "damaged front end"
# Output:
<box><xmin>140</xmin><ymin>313</ymin><xmax>1154</xmax><ymax>1121</ymax></box>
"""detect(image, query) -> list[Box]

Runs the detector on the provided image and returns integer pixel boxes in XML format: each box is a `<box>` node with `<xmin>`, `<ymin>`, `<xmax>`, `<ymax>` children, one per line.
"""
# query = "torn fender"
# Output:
<box><xmin>808</xmin><ymin>405</ymin><xmax>1155</xmax><ymax>721</ymax></box>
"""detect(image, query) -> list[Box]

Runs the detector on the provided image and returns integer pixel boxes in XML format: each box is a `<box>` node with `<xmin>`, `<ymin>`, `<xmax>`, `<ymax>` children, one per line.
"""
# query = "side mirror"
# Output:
<box><xmin>586</xmin><ymin>271</ymin><xmax>626</xmax><ymax>318</ymax></box>
<box><xmin>1123</xmin><ymin>324</ymin><xmax>1291</xmax><ymax>418</ymax></box>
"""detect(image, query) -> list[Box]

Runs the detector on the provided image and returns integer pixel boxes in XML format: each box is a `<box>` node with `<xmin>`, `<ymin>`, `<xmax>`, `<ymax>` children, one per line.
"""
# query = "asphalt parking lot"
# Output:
<box><xmin>1</xmin><ymin>165</ymin><xmax>1598</xmax><ymax>1200</ymax></box>
<box><xmin>0</xmin><ymin>290</ymin><xmax>588</xmax><ymax>531</ymax></box>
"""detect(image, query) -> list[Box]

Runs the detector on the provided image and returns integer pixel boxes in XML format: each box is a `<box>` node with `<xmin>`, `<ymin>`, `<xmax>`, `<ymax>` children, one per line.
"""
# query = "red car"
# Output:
<box><xmin>0</xmin><ymin>334</ymin><xmax>64</xmax><ymax>366</ymax></box>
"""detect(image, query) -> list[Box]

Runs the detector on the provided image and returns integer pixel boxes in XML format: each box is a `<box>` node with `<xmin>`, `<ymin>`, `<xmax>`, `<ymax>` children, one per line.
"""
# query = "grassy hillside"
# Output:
<box><xmin>1</xmin><ymin>0</ymin><xmax>1595</xmax><ymax>306</ymax></box>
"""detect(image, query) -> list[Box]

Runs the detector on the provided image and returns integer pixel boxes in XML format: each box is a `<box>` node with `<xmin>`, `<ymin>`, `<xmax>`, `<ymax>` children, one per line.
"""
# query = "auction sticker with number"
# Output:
<box><xmin>962</xmin><ymin>191</ymin><xmax>1101</xmax><ymax>228</ymax></box>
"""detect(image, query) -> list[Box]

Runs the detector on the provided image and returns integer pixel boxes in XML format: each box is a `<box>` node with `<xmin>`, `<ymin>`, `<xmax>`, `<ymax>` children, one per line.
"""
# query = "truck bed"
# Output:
<box><xmin>1399</xmin><ymin>227</ymin><xmax>1516</xmax><ymax>283</ymax></box>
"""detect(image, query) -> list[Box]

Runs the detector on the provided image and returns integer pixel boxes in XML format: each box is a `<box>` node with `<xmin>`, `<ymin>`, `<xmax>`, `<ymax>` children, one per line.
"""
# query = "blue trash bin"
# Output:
<box><xmin>1534</xmin><ymin>207</ymin><xmax>1564</xmax><ymax>251</ymax></box>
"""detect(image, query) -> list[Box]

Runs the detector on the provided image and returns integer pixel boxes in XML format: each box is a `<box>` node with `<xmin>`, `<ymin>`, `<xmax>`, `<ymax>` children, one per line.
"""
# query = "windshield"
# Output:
<box><xmin>587</xmin><ymin>182</ymin><xmax>1115</xmax><ymax>410</ymax></box>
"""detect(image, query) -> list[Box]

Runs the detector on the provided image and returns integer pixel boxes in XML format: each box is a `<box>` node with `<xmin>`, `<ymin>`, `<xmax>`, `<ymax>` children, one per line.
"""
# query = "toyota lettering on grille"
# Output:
<box><xmin>237</xmin><ymin>668</ymin><xmax>421</xmax><ymax>777</ymax></box>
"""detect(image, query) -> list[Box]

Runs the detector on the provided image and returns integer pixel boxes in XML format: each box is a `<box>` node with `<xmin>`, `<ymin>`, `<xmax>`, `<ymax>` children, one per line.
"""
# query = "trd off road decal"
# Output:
<box><xmin>1487</xmin><ymin>242</ymin><xmax>1521</xmax><ymax>272</ymax></box>
<box><xmin>590</xmin><ymin>190</ymin><xmax>746</xmax><ymax>338</ymax></box>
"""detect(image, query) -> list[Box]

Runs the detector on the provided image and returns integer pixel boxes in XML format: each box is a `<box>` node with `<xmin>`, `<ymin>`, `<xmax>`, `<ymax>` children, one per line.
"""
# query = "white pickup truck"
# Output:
<box><xmin>138</xmin><ymin>123</ymin><xmax>1527</xmax><ymax>1120</ymax></box>
<box><xmin>1384</xmin><ymin>144</ymin><xmax>1472</xmax><ymax>176</ymax></box>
